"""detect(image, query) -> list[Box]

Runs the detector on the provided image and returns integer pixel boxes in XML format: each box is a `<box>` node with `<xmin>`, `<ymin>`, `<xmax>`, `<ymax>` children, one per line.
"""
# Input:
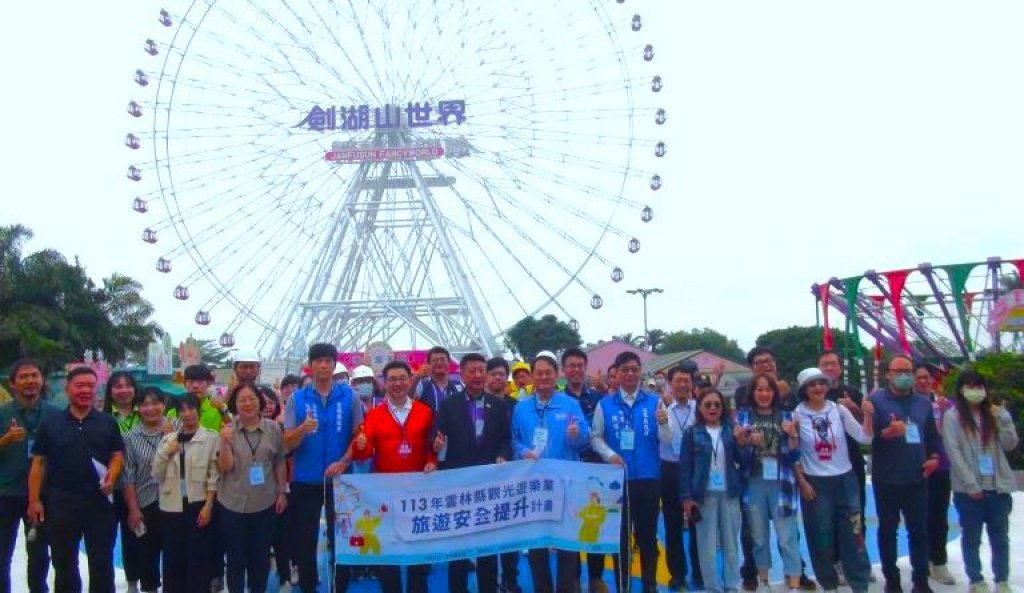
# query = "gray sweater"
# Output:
<box><xmin>941</xmin><ymin>407</ymin><xmax>1018</xmax><ymax>495</ymax></box>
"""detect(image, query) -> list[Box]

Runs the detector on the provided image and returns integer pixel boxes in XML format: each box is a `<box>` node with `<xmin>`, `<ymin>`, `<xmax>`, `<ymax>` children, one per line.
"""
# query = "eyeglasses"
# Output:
<box><xmin>701</xmin><ymin>401</ymin><xmax>722</xmax><ymax>409</ymax></box>
<box><xmin>618</xmin><ymin>365</ymin><xmax>641</xmax><ymax>374</ymax></box>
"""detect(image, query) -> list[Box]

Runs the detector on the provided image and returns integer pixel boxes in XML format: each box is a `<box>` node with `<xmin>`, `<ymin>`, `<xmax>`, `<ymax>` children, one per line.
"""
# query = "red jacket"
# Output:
<box><xmin>352</xmin><ymin>398</ymin><xmax>436</xmax><ymax>473</ymax></box>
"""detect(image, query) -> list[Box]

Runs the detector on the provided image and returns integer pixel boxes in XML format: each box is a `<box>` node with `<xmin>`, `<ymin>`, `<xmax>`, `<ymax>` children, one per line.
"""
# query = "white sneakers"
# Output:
<box><xmin>834</xmin><ymin>562</ymin><xmax>848</xmax><ymax>586</ymax></box>
<box><xmin>929</xmin><ymin>562</ymin><xmax>956</xmax><ymax>585</ymax></box>
<box><xmin>994</xmin><ymin>581</ymin><xmax>1011</xmax><ymax>593</ymax></box>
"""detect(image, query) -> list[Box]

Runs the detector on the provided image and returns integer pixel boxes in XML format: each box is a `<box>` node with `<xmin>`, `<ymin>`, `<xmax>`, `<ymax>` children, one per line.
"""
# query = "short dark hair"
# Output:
<box><xmin>427</xmin><ymin>346</ymin><xmax>450</xmax><ymax>361</ymax></box>
<box><xmin>280</xmin><ymin>374</ymin><xmax>302</xmax><ymax>389</ymax></box>
<box><xmin>66</xmin><ymin>367</ymin><xmax>97</xmax><ymax>382</ymax></box>
<box><xmin>695</xmin><ymin>388</ymin><xmax>730</xmax><ymax>424</ymax></box>
<box><xmin>818</xmin><ymin>349</ymin><xmax>840</xmax><ymax>363</ymax></box>
<box><xmin>613</xmin><ymin>351</ymin><xmax>641</xmax><ymax>369</ymax></box>
<box><xmin>746</xmin><ymin>346</ymin><xmax>775</xmax><ymax>365</ymax></box>
<box><xmin>227</xmin><ymin>382</ymin><xmax>265</xmax><ymax>414</ymax></box>
<box><xmin>486</xmin><ymin>357</ymin><xmax>509</xmax><ymax>374</ymax></box>
<box><xmin>103</xmin><ymin>371</ymin><xmax>138</xmax><ymax>413</ymax></box>
<box><xmin>7</xmin><ymin>359</ymin><xmax>42</xmax><ymax>384</ymax></box>
<box><xmin>667</xmin><ymin>364</ymin><xmax>695</xmax><ymax>382</ymax></box>
<box><xmin>308</xmin><ymin>342</ymin><xmax>338</xmax><ymax>363</ymax></box>
<box><xmin>654</xmin><ymin>370</ymin><xmax>666</xmax><ymax>377</ymax></box>
<box><xmin>912</xmin><ymin>362</ymin><xmax>933</xmax><ymax>375</ymax></box>
<box><xmin>382</xmin><ymin>360</ymin><xmax>412</xmax><ymax>377</ymax></box>
<box><xmin>134</xmin><ymin>386</ymin><xmax>166</xmax><ymax>407</ymax></box>
<box><xmin>183</xmin><ymin>364</ymin><xmax>214</xmax><ymax>382</ymax></box>
<box><xmin>460</xmin><ymin>353</ymin><xmax>487</xmax><ymax>367</ymax></box>
<box><xmin>178</xmin><ymin>393</ymin><xmax>202</xmax><ymax>413</ymax></box>
<box><xmin>561</xmin><ymin>348</ymin><xmax>588</xmax><ymax>366</ymax></box>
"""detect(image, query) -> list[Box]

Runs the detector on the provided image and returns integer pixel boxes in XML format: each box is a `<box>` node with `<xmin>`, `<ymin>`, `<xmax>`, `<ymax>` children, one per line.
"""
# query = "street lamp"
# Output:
<box><xmin>626</xmin><ymin>288</ymin><xmax>663</xmax><ymax>349</ymax></box>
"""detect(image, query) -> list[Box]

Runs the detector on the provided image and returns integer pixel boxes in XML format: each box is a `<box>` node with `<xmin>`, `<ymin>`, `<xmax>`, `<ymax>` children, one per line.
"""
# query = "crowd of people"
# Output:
<box><xmin>0</xmin><ymin>342</ymin><xmax>1016</xmax><ymax>593</ymax></box>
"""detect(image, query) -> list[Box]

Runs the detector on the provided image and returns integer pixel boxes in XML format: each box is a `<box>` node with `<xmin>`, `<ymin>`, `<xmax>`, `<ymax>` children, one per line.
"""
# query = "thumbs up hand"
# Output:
<box><xmin>655</xmin><ymin>405</ymin><xmax>668</xmax><ymax>426</ymax></box>
<box><xmin>354</xmin><ymin>431</ymin><xmax>368</xmax><ymax>452</ymax></box>
<box><xmin>301</xmin><ymin>407</ymin><xmax>318</xmax><ymax>435</ymax></box>
<box><xmin>880</xmin><ymin>413</ymin><xmax>906</xmax><ymax>440</ymax></box>
<box><xmin>566</xmin><ymin>416</ymin><xmax>580</xmax><ymax>440</ymax></box>
<box><xmin>3</xmin><ymin>418</ymin><xmax>25</xmax><ymax>446</ymax></box>
<box><xmin>433</xmin><ymin>431</ymin><xmax>447</xmax><ymax>453</ymax></box>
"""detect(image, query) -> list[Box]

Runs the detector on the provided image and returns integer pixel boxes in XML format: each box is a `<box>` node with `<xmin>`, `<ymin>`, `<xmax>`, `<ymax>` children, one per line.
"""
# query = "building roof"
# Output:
<box><xmin>583</xmin><ymin>339</ymin><xmax>656</xmax><ymax>375</ymax></box>
<box><xmin>643</xmin><ymin>349</ymin><xmax>752</xmax><ymax>376</ymax></box>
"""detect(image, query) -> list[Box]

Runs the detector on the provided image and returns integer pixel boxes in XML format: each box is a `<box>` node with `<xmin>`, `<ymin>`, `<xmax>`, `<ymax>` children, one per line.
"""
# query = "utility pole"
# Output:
<box><xmin>626</xmin><ymin>288</ymin><xmax>663</xmax><ymax>349</ymax></box>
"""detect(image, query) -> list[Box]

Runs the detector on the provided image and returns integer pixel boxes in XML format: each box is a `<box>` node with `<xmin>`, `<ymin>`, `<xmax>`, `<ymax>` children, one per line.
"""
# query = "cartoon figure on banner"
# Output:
<box><xmin>575</xmin><ymin>476</ymin><xmax>619</xmax><ymax>543</ymax></box>
<box><xmin>353</xmin><ymin>506</ymin><xmax>385</xmax><ymax>555</ymax></box>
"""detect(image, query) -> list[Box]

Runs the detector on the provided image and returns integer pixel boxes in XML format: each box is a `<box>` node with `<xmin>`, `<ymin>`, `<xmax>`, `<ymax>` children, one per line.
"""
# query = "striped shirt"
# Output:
<box><xmin>124</xmin><ymin>423</ymin><xmax>170</xmax><ymax>509</ymax></box>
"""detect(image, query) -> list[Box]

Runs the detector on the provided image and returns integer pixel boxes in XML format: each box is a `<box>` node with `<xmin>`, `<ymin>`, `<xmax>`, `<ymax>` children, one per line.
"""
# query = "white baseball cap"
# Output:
<box><xmin>333</xmin><ymin>362</ymin><xmax>349</xmax><ymax>376</ymax></box>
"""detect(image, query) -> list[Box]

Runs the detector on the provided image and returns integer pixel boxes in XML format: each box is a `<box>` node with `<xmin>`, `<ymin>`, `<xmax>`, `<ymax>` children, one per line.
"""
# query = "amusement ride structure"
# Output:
<box><xmin>123</xmin><ymin>1</ymin><xmax>667</xmax><ymax>359</ymax></box>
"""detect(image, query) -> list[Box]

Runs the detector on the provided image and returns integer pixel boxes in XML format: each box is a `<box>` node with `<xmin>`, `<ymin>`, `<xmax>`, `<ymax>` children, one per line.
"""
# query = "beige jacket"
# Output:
<box><xmin>152</xmin><ymin>427</ymin><xmax>220</xmax><ymax>512</ymax></box>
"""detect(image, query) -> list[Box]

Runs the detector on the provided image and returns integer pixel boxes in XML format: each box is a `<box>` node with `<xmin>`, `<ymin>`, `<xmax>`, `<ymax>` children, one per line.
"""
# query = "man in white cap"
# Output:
<box><xmin>332</xmin><ymin>362</ymin><xmax>350</xmax><ymax>386</ymax></box>
<box><xmin>232</xmin><ymin>350</ymin><xmax>262</xmax><ymax>387</ymax></box>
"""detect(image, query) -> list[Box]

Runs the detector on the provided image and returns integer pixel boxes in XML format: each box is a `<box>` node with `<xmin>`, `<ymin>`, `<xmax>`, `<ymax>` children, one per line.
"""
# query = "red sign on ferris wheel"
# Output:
<box><xmin>325</xmin><ymin>145</ymin><xmax>445</xmax><ymax>163</ymax></box>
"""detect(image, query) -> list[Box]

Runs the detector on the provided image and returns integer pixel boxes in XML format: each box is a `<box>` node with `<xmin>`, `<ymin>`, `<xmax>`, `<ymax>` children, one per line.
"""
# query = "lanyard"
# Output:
<box><xmin>709</xmin><ymin>428</ymin><xmax>722</xmax><ymax>463</ymax></box>
<box><xmin>671</xmin><ymin>402</ymin><xmax>692</xmax><ymax>433</ymax></box>
<box><xmin>534</xmin><ymin>399</ymin><xmax>551</xmax><ymax>426</ymax></box>
<box><xmin>242</xmin><ymin>426</ymin><xmax>263</xmax><ymax>457</ymax></box>
<box><xmin>389</xmin><ymin>402</ymin><xmax>411</xmax><ymax>436</ymax></box>
<box><xmin>617</xmin><ymin>392</ymin><xmax>636</xmax><ymax>430</ymax></box>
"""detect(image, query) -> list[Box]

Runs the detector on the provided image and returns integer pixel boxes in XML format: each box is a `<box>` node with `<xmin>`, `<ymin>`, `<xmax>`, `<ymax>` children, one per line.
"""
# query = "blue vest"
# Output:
<box><xmin>291</xmin><ymin>383</ymin><xmax>355</xmax><ymax>484</ymax></box>
<box><xmin>598</xmin><ymin>390</ymin><xmax>661</xmax><ymax>480</ymax></box>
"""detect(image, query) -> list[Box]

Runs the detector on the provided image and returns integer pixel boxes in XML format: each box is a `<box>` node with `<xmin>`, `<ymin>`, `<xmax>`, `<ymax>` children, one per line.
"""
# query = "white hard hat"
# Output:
<box><xmin>234</xmin><ymin>350</ymin><xmax>261</xmax><ymax>364</ymax></box>
<box><xmin>333</xmin><ymin>362</ymin><xmax>350</xmax><ymax>376</ymax></box>
<box><xmin>351</xmin><ymin>365</ymin><xmax>375</xmax><ymax>381</ymax></box>
<box><xmin>533</xmin><ymin>350</ymin><xmax>557</xmax><ymax>364</ymax></box>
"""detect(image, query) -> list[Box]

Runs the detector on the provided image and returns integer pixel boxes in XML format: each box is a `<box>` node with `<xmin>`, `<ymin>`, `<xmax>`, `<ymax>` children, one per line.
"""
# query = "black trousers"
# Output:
<box><xmin>927</xmin><ymin>470</ymin><xmax>951</xmax><ymax>566</ymax></box>
<box><xmin>449</xmin><ymin>556</ymin><xmax>497</xmax><ymax>593</ymax></box>
<box><xmin>612</xmin><ymin>479</ymin><xmax>659</xmax><ymax>591</ymax></box>
<box><xmin>660</xmin><ymin>462</ymin><xmax>700</xmax><ymax>584</ymax></box>
<box><xmin>291</xmin><ymin>482</ymin><xmax>350</xmax><ymax>593</ymax></box>
<box><xmin>47</xmin><ymin>490</ymin><xmax>116</xmax><ymax>593</ymax></box>
<box><xmin>113</xmin><ymin>492</ymin><xmax>143</xmax><ymax>586</ymax></box>
<box><xmin>527</xmin><ymin>548</ymin><xmax>579</xmax><ymax>593</ymax></box>
<box><xmin>0</xmin><ymin>495</ymin><xmax>49</xmax><ymax>593</ymax></box>
<box><xmin>874</xmin><ymin>481</ymin><xmax>929</xmax><ymax>586</ymax></box>
<box><xmin>499</xmin><ymin>551</ymin><xmax>519</xmax><ymax>588</ymax></box>
<box><xmin>272</xmin><ymin>493</ymin><xmax>295</xmax><ymax>585</ymax></box>
<box><xmin>161</xmin><ymin>501</ymin><xmax>213</xmax><ymax>593</ymax></box>
<box><xmin>120</xmin><ymin>502</ymin><xmax>161</xmax><ymax>592</ymax></box>
<box><xmin>220</xmin><ymin>503</ymin><xmax>277</xmax><ymax>593</ymax></box>
<box><xmin>377</xmin><ymin>564</ymin><xmax>428</xmax><ymax>593</ymax></box>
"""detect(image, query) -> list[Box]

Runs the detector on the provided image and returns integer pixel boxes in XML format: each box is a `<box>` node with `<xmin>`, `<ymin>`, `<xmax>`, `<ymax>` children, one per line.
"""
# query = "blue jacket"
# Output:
<box><xmin>511</xmin><ymin>392</ymin><xmax>589</xmax><ymax>461</ymax></box>
<box><xmin>291</xmin><ymin>383</ymin><xmax>355</xmax><ymax>484</ymax></box>
<box><xmin>679</xmin><ymin>421</ymin><xmax>744</xmax><ymax>502</ymax></box>
<box><xmin>868</xmin><ymin>388</ymin><xmax>942</xmax><ymax>485</ymax></box>
<box><xmin>597</xmin><ymin>390</ymin><xmax>661</xmax><ymax>480</ymax></box>
<box><xmin>565</xmin><ymin>385</ymin><xmax>604</xmax><ymax>461</ymax></box>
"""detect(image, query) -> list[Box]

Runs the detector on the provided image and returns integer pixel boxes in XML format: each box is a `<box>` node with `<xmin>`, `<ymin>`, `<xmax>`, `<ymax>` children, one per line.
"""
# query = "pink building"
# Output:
<box><xmin>583</xmin><ymin>339</ymin><xmax>656</xmax><ymax>375</ymax></box>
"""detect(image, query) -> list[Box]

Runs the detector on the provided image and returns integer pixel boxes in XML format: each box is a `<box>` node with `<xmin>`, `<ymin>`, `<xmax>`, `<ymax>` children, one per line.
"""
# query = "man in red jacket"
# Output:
<box><xmin>351</xmin><ymin>360</ymin><xmax>437</xmax><ymax>593</ymax></box>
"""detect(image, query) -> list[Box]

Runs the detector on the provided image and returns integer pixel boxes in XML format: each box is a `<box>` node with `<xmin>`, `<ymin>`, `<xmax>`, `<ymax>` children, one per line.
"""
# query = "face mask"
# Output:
<box><xmin>962</xmin><ymin>387</ymin><xmax>987</xmax><ymax>404</ymax></box>
<box><xmin>336</xmin><ymin>378</ymin><xmax>350</xmax><ymax>386</ymax></box>
<box><xmin>655</xmin><ymin>378</ymin><xmax>665</xmax><ymax>388</ymax></box>
<box><xmin>355</xmin><ymin>383</ymin><xmax>373</xmax><ymax>399</ymax></box>
<box><xmin>891</xmin><ymin>374</ymin><xmax>913</xmax><ymax>391</ymax></box>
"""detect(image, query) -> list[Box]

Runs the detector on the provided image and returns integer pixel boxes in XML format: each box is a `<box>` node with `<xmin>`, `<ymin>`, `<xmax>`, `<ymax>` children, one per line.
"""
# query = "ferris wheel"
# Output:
<box><xmin>124</xmin><ymin>0</ymin><xmax>667</xmax><ymax>359</ymax></box>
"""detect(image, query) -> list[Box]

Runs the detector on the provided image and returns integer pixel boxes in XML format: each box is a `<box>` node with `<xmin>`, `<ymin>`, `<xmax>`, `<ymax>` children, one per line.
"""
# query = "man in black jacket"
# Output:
<box><xmin>433</xmin><ymin>352</ymin><xmax>513</xmax><ymax>593</ymax></box>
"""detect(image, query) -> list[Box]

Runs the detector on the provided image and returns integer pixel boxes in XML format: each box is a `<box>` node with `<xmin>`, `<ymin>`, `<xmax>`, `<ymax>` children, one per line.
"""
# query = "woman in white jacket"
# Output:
<box><xmin>152</xmin><ymin>393</ymin><xmax>220</xmax><ymax>593</ymax></box>
<box><xmin>942</xmin><ymin>370</ymin><xmax>1018</xmax><ymax>593</ymax></box>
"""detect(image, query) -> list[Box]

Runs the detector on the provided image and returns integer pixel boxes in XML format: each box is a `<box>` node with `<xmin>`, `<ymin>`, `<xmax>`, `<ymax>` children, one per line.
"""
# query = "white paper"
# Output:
<box><xmin>91</xmin><ymin>458</ymin><xmax>113</xmax><ymax>503</ymax></box>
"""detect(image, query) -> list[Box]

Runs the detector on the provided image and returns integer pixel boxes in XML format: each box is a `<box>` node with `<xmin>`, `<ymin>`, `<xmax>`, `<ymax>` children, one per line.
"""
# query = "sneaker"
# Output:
<box><xmin>929</xmin><ymin>563</ymin><xmax>956</xmax><ymax>586</ymax></box>
<box><xmin>869</xmin><ymin>571</ymin><xmax>877</xmax><ymax>583</ymax></box>
<box><xmin>743</xmin><ymin>578</ymin><xmax>759</xmax><ymax>591</ymax></box>
<box><xmin>587</xmin><ymin>581</ymin><xmax>609</xmax><ymax>593</ymax></box>
<box><xmin>277</xmin><ymin>584</ymin><xmax>292</xmax><ymax>593</ymax></box>
<box><xmin>910</xmin><ymin>583</ymin><xmax>935</xmax><ymax>593</ymax></box>
<box><xmin>835</xmin><ymin>562</ymin><xmax>848</xmax><ymax>586</ymax></box>
<box><xmin>290</xmin><ymin>565</ymin><xmax>299</xmax><ymax>585</ymax></box>
<box><xmin>884</xmin><ymin>581</ymin><xmax>904</xmax><ymax>593</ymax></box>
<box><xmin>210</xmin><ymin>578</ymin><xmax>224</xmax><ymax>593</ymax></box>
<box><xmin>667</xmin><ymin>577</ymin><xmax>685</xmax><ymax>591</ymax></box>
<box><xmin>995</xmin><ymin>582</ymin><xmax>1011</xmax><ymax>593</ymax></box>
<box><xmin>966</xmin><ymin>582</ymin><xmax>987</xmax><ymax>593</ymax></box>
<box><xmin>799</xmin><ymin>575</ymin><xmax>817</xmax><ymax>590</ymax></box>
<box><xmin>127</xmin><ymin>581</ymin><xmax>140</xmax><ymax>593</ymax></box>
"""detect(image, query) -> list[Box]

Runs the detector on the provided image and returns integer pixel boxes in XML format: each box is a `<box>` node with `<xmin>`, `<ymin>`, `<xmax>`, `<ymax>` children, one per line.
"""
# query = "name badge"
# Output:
<box><xmin>249</xmin><ymin>464</ymin><xmax>266</xmax><ymax>486</ymax></box>
<box><xmin>532</xmin><ymin>427</ymin><xmax>548</xmax><ymax>452</ymax></box>
<box><xmin>620</xmin><ymin>427</ymin><xmax>635</xmax><ymax>451</ymax></box>
<box><xmin>979</xmin><ymin>453</ymin><xmax>995</xmax><ymax>477</ymax></box>
<box><xmin>474</xmin><ymin>418</ymin><xmax>485</xmax><ymax>438</ymax></box>
<box><xmin>397</xmin><ymin>440</ymin><xmax>412</xmax><ymax>458</ymax></box>
<box><xmin>26</xmin><ymin>439</ymin><xmax>34</xmax><ymax>459</ymax></box>
<box><xmin>905</xmin><ymin>422</ymin><xmax>921</xmax><ymax>445</ymax></box>
<box><xmin>708</xmin><ymin>469</ymin><xmax>726</xmax><ymax>491</ymax></box>
<box><xmin>761</xmin><ymin>457</ymin><xmax>779</xmax><ymax>480</ymax></box>
<box><xmin>671</xmin><ymin>434</ymin><xmax>682</xmax><ymax>457</ymax></box>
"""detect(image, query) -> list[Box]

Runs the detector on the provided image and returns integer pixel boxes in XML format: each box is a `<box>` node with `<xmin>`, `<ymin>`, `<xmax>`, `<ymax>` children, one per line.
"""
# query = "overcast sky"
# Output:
<box><xmin>3</xmin><ymin>1</ymin><xmax>1022</xmax><ymax>356</ymax></box>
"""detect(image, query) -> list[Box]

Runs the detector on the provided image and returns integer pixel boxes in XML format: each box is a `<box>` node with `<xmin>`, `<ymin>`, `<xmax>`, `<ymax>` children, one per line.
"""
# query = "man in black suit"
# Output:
<box><xmin>433</xmin><ymin>352</ymin><xmax>514</xmax><ymax>593</ymax></box>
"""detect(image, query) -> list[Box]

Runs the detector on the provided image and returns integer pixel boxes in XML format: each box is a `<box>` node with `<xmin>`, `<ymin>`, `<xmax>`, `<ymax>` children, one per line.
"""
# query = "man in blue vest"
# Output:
<box><xmin>414</xmin><ymin>346</ymin><xmax>463</xmax><ymax>412</ymax></box>
<box><xmin>284</xmin><ymin>343</ymin><xmax>364</xmax><ymax>593</ymax></box>
<box><xmin>590</xmin><ymin>351</ymin><xmax>665</xmax><ymax>593</ymax></box>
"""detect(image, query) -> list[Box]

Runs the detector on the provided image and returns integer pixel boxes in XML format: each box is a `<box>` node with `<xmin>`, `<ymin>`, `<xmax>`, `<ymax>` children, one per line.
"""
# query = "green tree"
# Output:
<box><xmin>656</xmin><ymin>327</ymin><xmax>745</xmax><ymax>361</ymax></box>
<box><xmin>754</xmin><ymin>325</ymin><xmax>870</xmax><ymax>384</ymax></box>
<box><xmin>504</xmin><ymin>314</ymin><xmax>582</xmax><ymax>360</ymax></box>
<box><xmin>611</xmin><ymin>333</ymin><xmax>643</xmax><ymax>347</ymax></box>
<box><xmin>0</xmin><ymin>224</ymin><xmax>161</xmax><ymax>371</ymax></box>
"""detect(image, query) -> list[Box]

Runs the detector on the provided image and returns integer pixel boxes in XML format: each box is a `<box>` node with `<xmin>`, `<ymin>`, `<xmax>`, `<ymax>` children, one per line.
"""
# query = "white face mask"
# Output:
<box><xmin>962</xmin><ymin>387</ymin><xmax>987</xmax><ymax>404</ymax></box>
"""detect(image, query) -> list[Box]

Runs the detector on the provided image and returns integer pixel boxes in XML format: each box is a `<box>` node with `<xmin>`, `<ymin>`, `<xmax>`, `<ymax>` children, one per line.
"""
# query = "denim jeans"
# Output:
<box><xmin>695</xmin><ymin>491</ymin><xmax>741</xmax><ymax>593</ymax></box>
<box><xmin>800</xmin><ymin>472</ymin><xmax>870</xmax><ymax>592</ymax></box>
<box><xmin>954</xmin><ymin>491</ymin><xmax>1011</xmax><ymax>584</ymax></box>
<box><xmin>743</xmin><ymin>476</ymin><xmax>801</xmax><ymax>578</ymax></box>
